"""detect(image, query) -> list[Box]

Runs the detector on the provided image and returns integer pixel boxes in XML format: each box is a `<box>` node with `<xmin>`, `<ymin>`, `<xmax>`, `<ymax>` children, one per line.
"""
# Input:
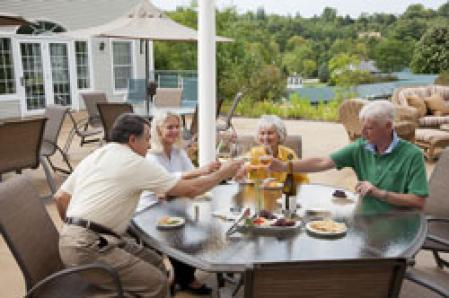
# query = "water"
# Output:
<box><xmin>290</xmin><ymin>71</ymin><xmax>438</xmax><ymax>103</ymax></box>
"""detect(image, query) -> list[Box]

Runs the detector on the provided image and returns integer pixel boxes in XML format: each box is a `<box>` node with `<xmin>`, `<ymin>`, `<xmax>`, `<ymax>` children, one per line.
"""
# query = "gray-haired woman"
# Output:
<box><xmin>246</xmin><ymin>115</ymin><xmax>309</xmax><ymax>184</ymax></box>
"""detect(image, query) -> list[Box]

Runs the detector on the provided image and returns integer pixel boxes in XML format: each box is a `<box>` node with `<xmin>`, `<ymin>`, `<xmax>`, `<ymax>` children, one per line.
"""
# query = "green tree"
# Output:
<box><xmin>411</xmin><ymin>26</ymin><xmax>449</xmax><ymax>73</ymax></box>
<box><xmin>437</xmin><ymin>1</ymin><xmax>449</xmax><ymax>17</ymax></box>
<box><xmin>373</xmin><ymin>38</ymin><xmax>412</xmax><ymax>72</ymax></box>
<box><xmin>318</xmin><ymin>63</ymin><xmax>330</xmax><ymax>82</ymax></box>
<box><xmin>329</xmin><ymin>53</ymin><xmax>367</xmax><ymax>87</ymax></box>
<box><xmin>302</xmin><ymin>59</ymin><xmax>317</xmax><ymax>78</ymax></box>
<box><xmin>247</xmin><ymin>64</ymin><xmax>286</xmax><ymax>101</ymax></box>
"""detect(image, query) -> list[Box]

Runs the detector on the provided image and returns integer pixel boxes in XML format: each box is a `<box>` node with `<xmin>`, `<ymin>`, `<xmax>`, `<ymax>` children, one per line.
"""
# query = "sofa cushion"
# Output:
<box><xmin>406</xmin><ymin>95</ymin><xmax>427</xmax><ymax>117</ymax></box>
<box><xmin>424</xmin><ymin>94</ymin><xmax>449</xmax><ymax>116</ymax></box>
<box><xmin>418</xmin><ymin>115</ymin><xmax>449</xmax><ymax>127</ymax></box>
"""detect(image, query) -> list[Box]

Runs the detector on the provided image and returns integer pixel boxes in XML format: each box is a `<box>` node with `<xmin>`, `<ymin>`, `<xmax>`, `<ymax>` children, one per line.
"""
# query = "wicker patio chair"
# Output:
<box><xmin>243</xmin><ymin>258</ymin><xmax>406</xmax><ymax>298</ymax></box>
<box><xmin>97</xmin><ymin>102</ymin><xmax>134</xmax><ymax>142</ymax></box>
<box><xmin>338</xmin><ymin>99</ymin><xmax>417</xmax><ymax>142</ymax></box>
<box><xmin>154</xmin><ymin>88</ymin><xmax>183</xmax><ymax>107</ymax></box>
<box><xmin>237</xmin><ymin>134</ymin><xmax>302</xmax><ymax>158</ymax></box>
<box><xmin>0</xmin><ymin>176</ymin><xmax>123</xmax><ymax>297</ymax></box>
<box><xmin>40</xmin><ymin>105</ymin><xmax>73</xmax><ymax>175</ymax></box>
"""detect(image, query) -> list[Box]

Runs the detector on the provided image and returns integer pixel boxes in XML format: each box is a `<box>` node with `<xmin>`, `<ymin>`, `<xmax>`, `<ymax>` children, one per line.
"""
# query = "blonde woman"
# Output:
<box><xmin>147</xmin><ymin>110</ymin><xmax>219</xmax><ymax>294</ymax></box>
<box><xmin>148</xmin><ymin>111</ymin><xmax>220</xmax><ymax>179</ymax></box>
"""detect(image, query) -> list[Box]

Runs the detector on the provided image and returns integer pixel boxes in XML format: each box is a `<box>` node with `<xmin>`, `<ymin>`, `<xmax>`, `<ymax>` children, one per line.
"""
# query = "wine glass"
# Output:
<box><xmin>216</xmin><ymin>139</ymin><xmax>232</xmax><ymax>163</ymax></box>
<box><xmin>258</xmin><ymin>143</ymin><xmax>273</xmax><ymax>180</ymax></box>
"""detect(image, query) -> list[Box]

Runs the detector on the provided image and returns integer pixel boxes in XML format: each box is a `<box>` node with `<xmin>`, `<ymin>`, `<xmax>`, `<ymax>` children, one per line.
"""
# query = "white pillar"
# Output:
<box><xmin>198</xmin><ymin>0</ymin><xmax>216</xmax><ymax>166</ymax></box>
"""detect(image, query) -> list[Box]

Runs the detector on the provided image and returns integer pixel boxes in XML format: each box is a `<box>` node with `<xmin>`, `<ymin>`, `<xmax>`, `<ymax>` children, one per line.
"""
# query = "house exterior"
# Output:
<box><xmin>0</xmin><ymin>0</ymin><xmax>154</xmax><ymax>119</ymax></box>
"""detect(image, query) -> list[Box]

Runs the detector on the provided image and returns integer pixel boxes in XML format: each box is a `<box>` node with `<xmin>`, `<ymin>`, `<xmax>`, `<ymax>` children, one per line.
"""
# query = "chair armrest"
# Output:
<box><xmin>426</xmin><ymin>216</ymin><xmax>449</xmax><ymax>223</ymax></box>
<box><xmin>25</xmin><ymin>262</ymin><xmax>123</xmax><ymax>298</ymax></box>
<box><xmin>427</xmin><ymin>234</ymin><xmax>449</xmax><ymax>247</ymax></box>
<box><xmin>405</xmin><ymin>269</ymin><xmax>449</xmax><ymax>297</ymax></box>
<box><xmin>395</xmin><ymin>105</ymin><xmax>420</xmax><ymax>123</ymax></box>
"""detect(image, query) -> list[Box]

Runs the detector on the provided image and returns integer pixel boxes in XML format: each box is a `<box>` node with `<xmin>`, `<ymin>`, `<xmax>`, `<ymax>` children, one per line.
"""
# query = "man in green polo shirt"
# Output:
<box><xmin>270</xmin><ymin>100</ymin><xmax>428</xmax><ymax>213</ymax></box>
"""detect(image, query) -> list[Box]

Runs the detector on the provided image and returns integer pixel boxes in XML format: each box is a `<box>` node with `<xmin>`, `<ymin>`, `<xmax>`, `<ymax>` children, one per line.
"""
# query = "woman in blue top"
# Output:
<box><xmin>147</xmin><ymin>110</ymin><xmax>220</xmax><ymax>295</ymax></box>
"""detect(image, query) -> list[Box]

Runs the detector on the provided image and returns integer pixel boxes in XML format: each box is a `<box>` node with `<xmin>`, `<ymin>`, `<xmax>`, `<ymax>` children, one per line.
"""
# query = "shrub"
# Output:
<box><xmin>434</xmin><ymin>72</ymin><xmax>449</xmax><ymax>85</ymax></box>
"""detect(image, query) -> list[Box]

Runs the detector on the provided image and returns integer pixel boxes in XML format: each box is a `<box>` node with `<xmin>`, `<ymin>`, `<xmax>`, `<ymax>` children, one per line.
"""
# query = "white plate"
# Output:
<box><xmin>157</xmin><ymin>217</ymin><xmax>185</xmax><ymax>229</ymax></box>
<box><xmin>306</xmin><ymin>220</ymin><xmax>347</xmax><ymax>236</ymax></box>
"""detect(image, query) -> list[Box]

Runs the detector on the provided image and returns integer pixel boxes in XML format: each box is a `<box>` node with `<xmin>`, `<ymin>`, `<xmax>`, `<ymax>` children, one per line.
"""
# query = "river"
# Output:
<box><xmin>289</xmin><ymin>71</ymin><xmax>438</xmax><ymax>103</ymax></box>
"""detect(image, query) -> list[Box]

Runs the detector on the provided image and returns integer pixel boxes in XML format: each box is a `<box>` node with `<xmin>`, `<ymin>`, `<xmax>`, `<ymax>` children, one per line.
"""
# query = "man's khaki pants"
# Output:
<box><xmin>59</xmin><ymin>224</ymin><xmax>167</xmax><ymax>298</ymax></box>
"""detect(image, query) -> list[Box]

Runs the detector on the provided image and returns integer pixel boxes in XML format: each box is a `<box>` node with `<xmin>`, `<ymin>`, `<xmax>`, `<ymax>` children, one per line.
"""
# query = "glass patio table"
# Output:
<box><xmin>132</xmin><ymin>183</ymin><xmax>427</xmax><ymax>273</ymax></box>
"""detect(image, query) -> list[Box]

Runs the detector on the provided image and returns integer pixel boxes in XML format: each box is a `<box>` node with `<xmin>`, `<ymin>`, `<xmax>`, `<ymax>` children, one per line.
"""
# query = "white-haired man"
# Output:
<box><xmin>270</xmin><ymin>100</ymin><xmax>428</xmax><ymax>213</ymax></box>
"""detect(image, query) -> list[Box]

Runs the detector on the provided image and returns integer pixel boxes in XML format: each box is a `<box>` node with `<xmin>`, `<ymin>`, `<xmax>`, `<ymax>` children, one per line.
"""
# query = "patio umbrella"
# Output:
<box><xmin>63</xmin><ymin>0</ymin><xmax>231</xmax><ymax>113</ymax></box>
<box><xmin>0</xmin><ymin>12</ymin><xmax>35</xmax><ymax>26</ymax></box>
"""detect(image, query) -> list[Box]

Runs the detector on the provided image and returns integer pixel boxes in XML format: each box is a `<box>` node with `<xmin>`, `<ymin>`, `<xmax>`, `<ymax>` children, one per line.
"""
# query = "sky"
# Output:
<box><xmin>152</xmin><ymin>0</ymin><xmax>448</xmax><ymax>17</ymax></box>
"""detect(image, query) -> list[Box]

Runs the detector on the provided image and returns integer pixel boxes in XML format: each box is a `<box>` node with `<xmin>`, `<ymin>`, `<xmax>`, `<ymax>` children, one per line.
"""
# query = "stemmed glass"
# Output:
<box><xmin>259</xmin><ymin>143</ymin><xmax>273</xmax><ymax>180</ymax></box>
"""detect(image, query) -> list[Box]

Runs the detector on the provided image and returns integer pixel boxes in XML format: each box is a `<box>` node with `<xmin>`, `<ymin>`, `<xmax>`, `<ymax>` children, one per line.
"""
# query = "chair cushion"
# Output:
<box><xmin>424</xmin><ymin>94</ymin><xmax>449</xmax><ymax>116</ymax></box>
<box><xmin>418</xmin><ymin>115</ymin><xmax>449</xmax><ymax>127</ymax></box>
<box><xmin>406</xmin><ymin>95</ymin><xmax>427</xmax><ymax>117</ymax></box>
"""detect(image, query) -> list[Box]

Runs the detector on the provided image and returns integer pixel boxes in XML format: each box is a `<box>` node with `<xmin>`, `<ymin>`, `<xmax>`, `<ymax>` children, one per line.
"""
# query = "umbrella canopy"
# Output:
<box><xmin>0</xmin><ymin>12</ymin><xmax>34</xmax><ymax>26</ymax></box>
<box><xmin>62</xmin><ymin>0</ymin><xmax>231</xmax><ymax>114</ymax></box>
<box><xmin>63</xmin><ymin>1</ymin><xmax>231</xmax><ymax>42</ymax></box>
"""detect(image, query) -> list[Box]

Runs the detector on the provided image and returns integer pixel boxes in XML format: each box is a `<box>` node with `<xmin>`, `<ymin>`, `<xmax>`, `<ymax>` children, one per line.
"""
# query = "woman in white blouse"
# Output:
<box><xmin>148</xmin><ymin>111</ymin><xmax>220</xmax><ymax>180</ymax></box>
<box><xmin>147</xmin><ymin>110</ymin><xmax>220</xmax><ymax>295</ymax></box>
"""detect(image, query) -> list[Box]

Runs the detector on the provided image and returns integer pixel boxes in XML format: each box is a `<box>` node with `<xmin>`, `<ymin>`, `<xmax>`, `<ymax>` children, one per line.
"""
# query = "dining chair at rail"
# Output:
<box><xmin>216</xmin><ymin>91</ymin><xmax>244</xmax><ymax>133</ymax></box>
<box><xmin>0</xmin><ymin>176</ymin><xmax>124</xmax><ymax>297</ymax></box>
<box><xmin>154</xmin><ymin>87</ymin><xmax>183</xmax><ymax>108</ymax></box>
<box><xmin>243</xmin><ymin>258</ymin><xmax>407</xmax><ymax>298</ymax></box>
<box><xmin>97</xmin><ymin>102</ymin><xmax>134</xmax><ymax>142</ymax></box>
<box><xmin>40</xmin><ymin>105</ymin><xmax>73</xmax><ymax>175</ymax></box>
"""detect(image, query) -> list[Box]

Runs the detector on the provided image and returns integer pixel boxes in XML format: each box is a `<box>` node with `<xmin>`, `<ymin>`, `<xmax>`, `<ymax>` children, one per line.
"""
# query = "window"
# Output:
<box><xmin>75</xmin><ymin>41</ymin><xmax>90</xmax><ymax>89</ymax></box>
<box><xmin>112</xmin><ymin>41</ymin><xmax>133</xmax><ymax>90</ymax></box>
<box><xmin>0</xmin><ymin>38</ymin><xmax>16</xmax><ymax>95</ymax></box>
<box><xmin>17</xmin><ymin>21</ymin><xmax>66</xmax><ymax>35</ymax></box>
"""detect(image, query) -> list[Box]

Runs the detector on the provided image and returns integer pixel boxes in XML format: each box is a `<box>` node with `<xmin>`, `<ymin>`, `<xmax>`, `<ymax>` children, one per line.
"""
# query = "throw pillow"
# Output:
<box><xmin>424</xmin><ymin>94</ymin><xmax>449</xmax><ymax>116</ymax></box>
<box><xmin>406</xmin><ymin>95</ymin><xmax>427</xmax><ymax>117</ymax></box>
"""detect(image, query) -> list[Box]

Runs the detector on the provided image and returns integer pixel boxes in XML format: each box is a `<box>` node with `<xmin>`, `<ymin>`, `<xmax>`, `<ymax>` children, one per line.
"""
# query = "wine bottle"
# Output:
<box><xmin>282</xmin><ymin>154</ymin><xmax>295</xmax><ymax>217</ymax></box>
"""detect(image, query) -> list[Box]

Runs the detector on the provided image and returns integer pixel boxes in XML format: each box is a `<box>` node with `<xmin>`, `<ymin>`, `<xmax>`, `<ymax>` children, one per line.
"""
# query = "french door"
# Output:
<box><xmin>17</xmin><ymin>40</ymin><xmax>72</xmax><ymax>114</ymax></box>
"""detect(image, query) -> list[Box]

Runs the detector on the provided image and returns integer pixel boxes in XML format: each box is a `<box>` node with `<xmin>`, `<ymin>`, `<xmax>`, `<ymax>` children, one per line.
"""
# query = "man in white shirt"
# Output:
<box><xmin>55</xmin><ymin>113</ymin><xmax>242</xmax><ymax>297</ymax></box>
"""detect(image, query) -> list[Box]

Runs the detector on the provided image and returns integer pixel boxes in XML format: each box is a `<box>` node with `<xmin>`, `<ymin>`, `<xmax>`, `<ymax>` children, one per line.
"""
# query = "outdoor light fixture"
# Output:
<box><xmin>99</xmin><ymin>42</ymin><xmax>105</xmax><ymax>51</ymax></box>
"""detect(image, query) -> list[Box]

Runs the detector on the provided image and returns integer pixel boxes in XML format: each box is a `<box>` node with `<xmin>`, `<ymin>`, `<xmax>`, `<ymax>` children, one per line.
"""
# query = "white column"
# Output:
<box><xmin>198</xmin><ymin>0</ymin><xmax>216</xmax><ymax>166</ymax></box>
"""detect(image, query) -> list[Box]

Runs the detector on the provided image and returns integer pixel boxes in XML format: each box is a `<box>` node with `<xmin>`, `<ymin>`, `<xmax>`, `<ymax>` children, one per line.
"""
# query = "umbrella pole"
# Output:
<box><xmin>145</xmin><ymin>39</ymin><xmax>150</xmax><ymax>115</ymax></box>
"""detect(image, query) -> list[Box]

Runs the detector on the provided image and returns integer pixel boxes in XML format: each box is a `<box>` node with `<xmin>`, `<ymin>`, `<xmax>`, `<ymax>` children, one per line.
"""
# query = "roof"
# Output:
<box><xmin>0</xmin><ymin>0</ymin><xmax>142</xmax><ymax>30</ymax></box>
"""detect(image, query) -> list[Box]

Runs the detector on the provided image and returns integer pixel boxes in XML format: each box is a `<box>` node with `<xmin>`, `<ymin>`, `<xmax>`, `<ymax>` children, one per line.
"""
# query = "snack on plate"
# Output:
<box><xmin>258</xmin><ymin>209</ymin><xmax>277</xmax><ymax>220</ymax></box>
<box><xmin>271</xmin><ymin>218</ymin><xmax>296</xmax><ymax>227</ymax></box>
<box><xmin>309</xmin><ymin>219</ymin><xmax>346</xmax><ymax>233</ymax></box>
<box><xmin>332</xmin><ymin>190</ymin><xmax>347</xmax><ymax>198</ymax></box>
<box><xmin>252</xmin><ymin>217</ymin><xmax>268</xmax><ymax>226</ymax></box>
<box><xmin>158</xmin><ymin>216</ymin><xmax>181</xmax><ymax>225</ymax></box>
<box><xmin>263</xmin><ymin>181</ymin><xmax>283</xmax><ymax>189</ymax></box>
